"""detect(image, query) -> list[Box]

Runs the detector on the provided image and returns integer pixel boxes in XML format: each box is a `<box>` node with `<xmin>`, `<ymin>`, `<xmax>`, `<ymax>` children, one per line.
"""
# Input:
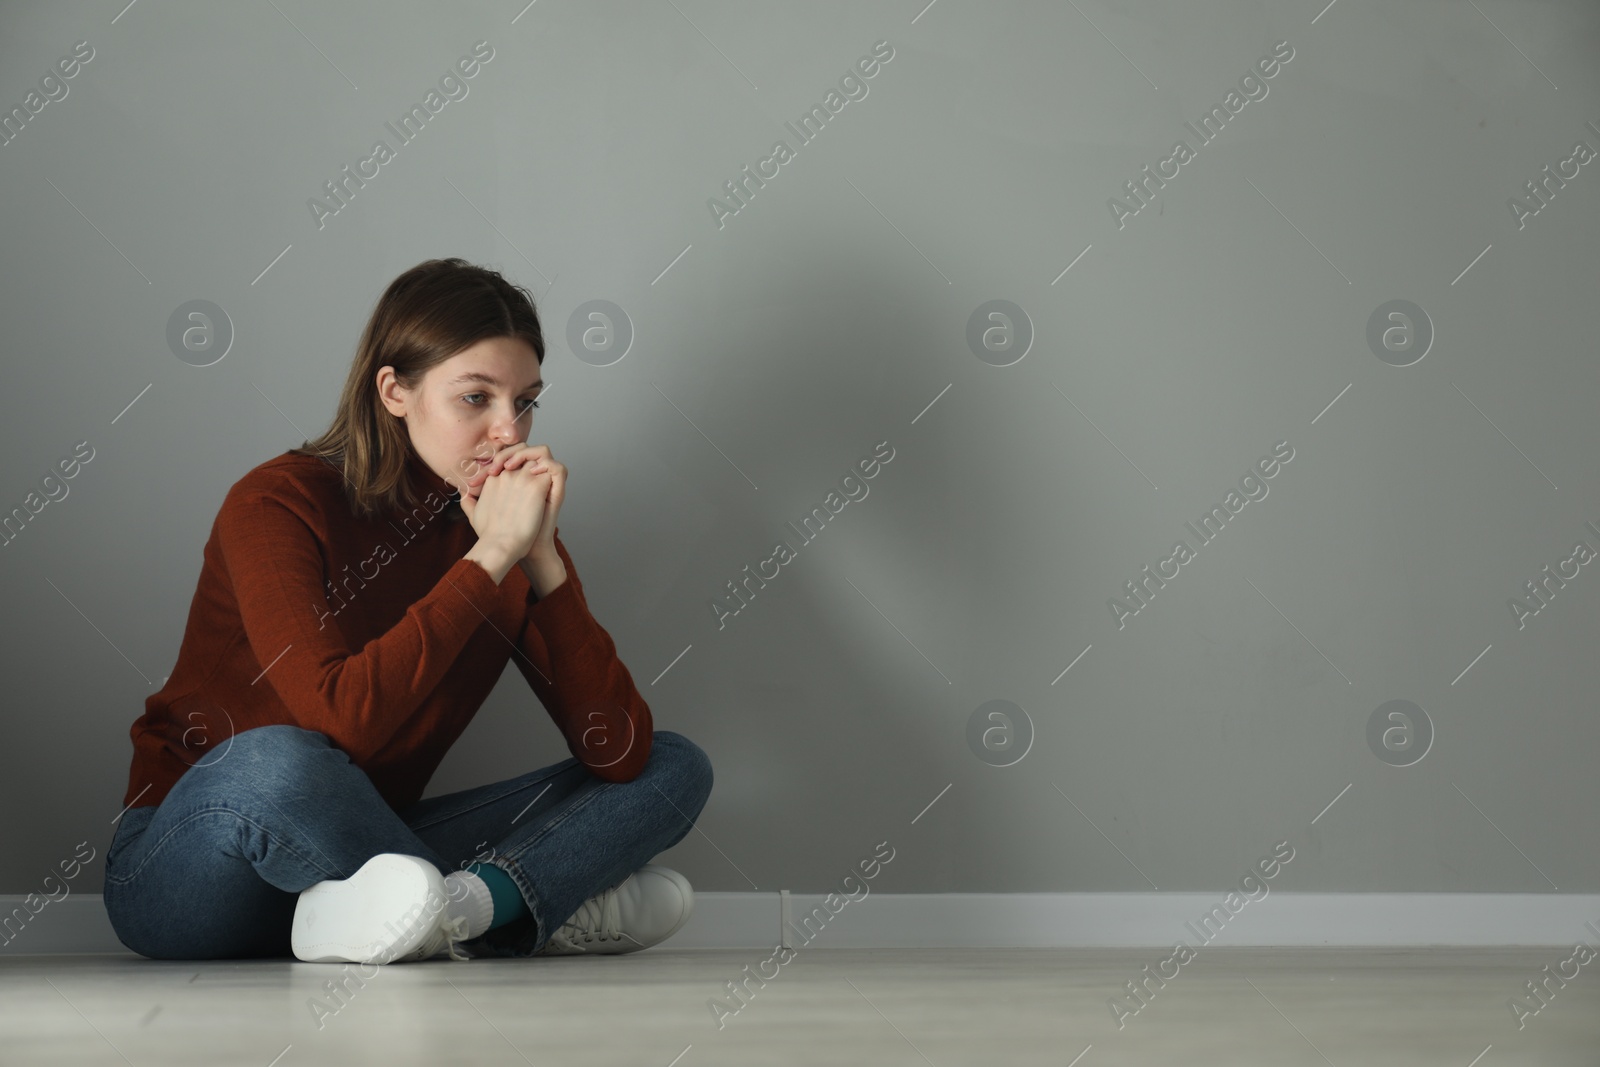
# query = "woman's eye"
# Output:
<box><xmin>463</xmin><ymin>394</ymin><xmax>540</xmax><ymax>411</ymax></box>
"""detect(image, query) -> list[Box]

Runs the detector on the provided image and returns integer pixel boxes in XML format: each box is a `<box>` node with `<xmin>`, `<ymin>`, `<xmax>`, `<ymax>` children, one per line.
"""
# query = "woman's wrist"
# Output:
<box><xmin>520</xmin><ymin>552</ymin><xmax>568</xmax><ymax>598</ymax></box>
<box><xmin>464</xmin><ymin>539</ymin><xmax>518</xmax><ymax>584</ymax></box>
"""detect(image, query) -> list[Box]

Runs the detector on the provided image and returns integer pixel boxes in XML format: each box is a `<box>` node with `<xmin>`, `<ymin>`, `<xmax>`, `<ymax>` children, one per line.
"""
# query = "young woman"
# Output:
<box><xmin>105</xmin><ymin>258</ymin><xmax>713</xmax><ymax>964</ymax></box>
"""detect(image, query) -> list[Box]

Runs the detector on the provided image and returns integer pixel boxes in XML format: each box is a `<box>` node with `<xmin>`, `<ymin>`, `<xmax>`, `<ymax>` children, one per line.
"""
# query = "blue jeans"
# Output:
<box><xmin>104</xmin><ymin>725</ymin><xmax>714</xmax><ymax>960</ymax></box>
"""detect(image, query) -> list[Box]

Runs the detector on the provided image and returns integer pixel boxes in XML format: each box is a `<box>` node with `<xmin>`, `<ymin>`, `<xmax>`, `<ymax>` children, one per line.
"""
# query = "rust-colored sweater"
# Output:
<box><xmin>121</xmin><ymin>449</ymin><xmax>652</xmax><ymax>813</ymax></box>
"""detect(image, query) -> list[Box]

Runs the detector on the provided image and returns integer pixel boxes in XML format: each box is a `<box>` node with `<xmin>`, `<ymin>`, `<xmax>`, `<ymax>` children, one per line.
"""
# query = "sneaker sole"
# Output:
<box><xmin>291</xmin><ymin>854</ymin><xmax>445</xmax><ymax>964</ymax></box>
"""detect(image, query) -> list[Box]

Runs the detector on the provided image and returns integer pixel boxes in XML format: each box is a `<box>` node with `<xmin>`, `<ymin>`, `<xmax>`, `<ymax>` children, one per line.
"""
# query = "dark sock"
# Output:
<box><xmin>469</xmin><ymin>862</ymin><xmax>531</xmax><ymax>931</ymax></box>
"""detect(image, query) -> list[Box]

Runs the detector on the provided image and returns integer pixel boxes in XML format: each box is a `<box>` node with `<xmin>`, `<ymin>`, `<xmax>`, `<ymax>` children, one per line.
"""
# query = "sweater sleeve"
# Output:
<box><xmin>511</xmin><ymin>531</ymin><xmax>653</xmax><ymax>782</ymax></box>
<box><xmin>214</xmin><ymin>473</ymin><xmax>504</xmax><ymax>764</ymax></box>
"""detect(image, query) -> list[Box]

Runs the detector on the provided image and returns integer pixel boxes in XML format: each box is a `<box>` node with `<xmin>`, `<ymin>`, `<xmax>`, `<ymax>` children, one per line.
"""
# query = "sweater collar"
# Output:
<box><xmin>404</xmin><ymin>449</ymin><xmax>463</xmax><ymax>508</ymax></box>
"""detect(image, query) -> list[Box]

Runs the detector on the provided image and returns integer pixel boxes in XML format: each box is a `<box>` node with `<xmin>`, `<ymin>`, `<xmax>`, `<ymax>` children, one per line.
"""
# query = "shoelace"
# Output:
<box><xmin>545</xmin><ymin>884</ymin><xmax>624</xmax><ymax>952</ymax></box>
<box><xmin>404</xmin><ymin>913</ymin><xmax>472</xmax><ymax>962</ymax></box>
<box><xmin>440</xmin><ymin>914</ymin><xmax>472</xmax><ymax>961</ymax></box>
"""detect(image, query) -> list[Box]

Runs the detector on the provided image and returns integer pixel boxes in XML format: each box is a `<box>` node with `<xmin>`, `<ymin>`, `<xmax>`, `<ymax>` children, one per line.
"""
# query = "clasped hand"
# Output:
<box><xmin>456</xmin><ymin>444</ymin><xmax>566</xmax><ymax>565</ymax></box>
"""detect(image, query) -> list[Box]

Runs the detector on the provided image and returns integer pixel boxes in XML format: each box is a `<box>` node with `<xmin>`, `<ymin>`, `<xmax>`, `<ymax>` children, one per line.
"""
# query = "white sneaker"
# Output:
<box><xmin>535</xmin><ymin>865</ymin><xmax>693</xmax><ymax>956</ymax></box>
<box><xmin>292</xmin><ymin>853</ymin><xmax>472</xmax><ymax>964</ymax></box>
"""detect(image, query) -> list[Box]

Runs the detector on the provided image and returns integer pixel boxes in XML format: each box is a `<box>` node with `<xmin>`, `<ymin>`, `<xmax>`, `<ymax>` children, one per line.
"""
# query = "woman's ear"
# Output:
<box><xmin>375</xmin><ymin>365</ymin><xmax>408</xmax><ymax>417</ymax></box>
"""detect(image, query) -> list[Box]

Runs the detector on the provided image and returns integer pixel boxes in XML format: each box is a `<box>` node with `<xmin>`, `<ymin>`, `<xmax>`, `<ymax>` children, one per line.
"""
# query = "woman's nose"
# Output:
<box><xmin>491</xmin><ymin>410</ymin><xmax>523</xmax><ymax>443</ymax></box>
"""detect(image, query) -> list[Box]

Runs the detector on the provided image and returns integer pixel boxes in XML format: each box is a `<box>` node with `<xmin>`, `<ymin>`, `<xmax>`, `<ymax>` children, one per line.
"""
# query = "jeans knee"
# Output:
<box><xmin>195</xmin><ymin>722</ymin><xmax>329</xmax><ymax>766</ymax></box>
<box><xmin>650</xmin><ymin>730</ymin><xmax>713</xmax><ymax>801</ymax></box>
<box><xmin>181</xmin><ymin>724</ymin><xmax>342</xmax><ymax>804</ymax></box>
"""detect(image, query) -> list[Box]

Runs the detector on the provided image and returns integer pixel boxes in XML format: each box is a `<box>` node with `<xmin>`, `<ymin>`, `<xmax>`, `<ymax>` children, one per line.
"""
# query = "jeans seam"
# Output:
<box><xmin>404</xmin><ymin>765</ymin><xmax>575</xmax><ymax>832</ymax></box>
<box><xmin>104</xmin><ymin>804</ymin><xmax>342</xmax><ymax>888</ymax></box>
<box><xmin>105</xmin><ymin>812</ymin><xmax>150</xmax><ymax>870</ymax></box>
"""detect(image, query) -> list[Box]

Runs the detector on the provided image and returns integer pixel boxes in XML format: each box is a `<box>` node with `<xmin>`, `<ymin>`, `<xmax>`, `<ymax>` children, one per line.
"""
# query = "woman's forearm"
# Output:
<box><xmin>519</xmin><ymin>553</ymin><xmax>568</xmax><ymax>599</ymax></box>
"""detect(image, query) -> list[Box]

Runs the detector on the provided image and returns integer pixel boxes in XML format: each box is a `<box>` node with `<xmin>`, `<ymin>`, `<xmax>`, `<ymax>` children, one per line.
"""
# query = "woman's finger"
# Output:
<box><xmin>471</xmin><ymin>444</ymin><xmax>552</xmax><ymax>489</ymax></box>
<box><xmin>487</xmin><ymin>443</ymin><xmax>551</xmax><ymax>478</ymax></box>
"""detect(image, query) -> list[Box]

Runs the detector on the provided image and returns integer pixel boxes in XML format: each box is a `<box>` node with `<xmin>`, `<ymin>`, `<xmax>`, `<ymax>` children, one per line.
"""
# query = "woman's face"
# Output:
<box><xmin>377</xmin><ymin>335</ymin><xmax>545</xmax><ymax>496</ymax></box>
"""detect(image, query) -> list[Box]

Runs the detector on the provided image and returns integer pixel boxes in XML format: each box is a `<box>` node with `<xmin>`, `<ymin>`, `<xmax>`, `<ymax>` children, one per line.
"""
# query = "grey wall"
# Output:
<box><xmin>2</xmin><ymin>0</ymin><xmax>1597</xmax><ymax>900</ymax></box>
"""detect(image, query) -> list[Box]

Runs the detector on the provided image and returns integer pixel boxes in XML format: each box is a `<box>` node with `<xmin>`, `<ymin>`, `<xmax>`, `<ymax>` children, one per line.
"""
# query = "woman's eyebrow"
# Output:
<box><xmin>449</xmin><ymin>372</ymin><xmax>545</xmax><ymax>392</ymax></box>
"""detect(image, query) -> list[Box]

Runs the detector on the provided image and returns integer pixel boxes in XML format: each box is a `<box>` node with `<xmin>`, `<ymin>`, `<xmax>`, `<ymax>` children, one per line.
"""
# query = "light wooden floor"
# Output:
<box><xmin>0</xmin><ymin>948</ymin><xmax>1594</xmax><ymax>1065</ymax></box>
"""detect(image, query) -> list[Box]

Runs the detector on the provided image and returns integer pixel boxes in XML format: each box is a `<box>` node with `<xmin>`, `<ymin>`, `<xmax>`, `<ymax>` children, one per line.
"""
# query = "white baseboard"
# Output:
<box><xmin>3</xmin><ymin>893</ymin><xmax>1597</xmax><ymax>955</ymax></box>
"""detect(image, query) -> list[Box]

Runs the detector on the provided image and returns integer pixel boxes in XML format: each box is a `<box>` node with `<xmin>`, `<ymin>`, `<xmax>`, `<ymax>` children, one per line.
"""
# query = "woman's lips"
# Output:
<box><xmin>464</xmin><ymin>458</ymin><xmax>492</xmax><ymax>492</ymax></box>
